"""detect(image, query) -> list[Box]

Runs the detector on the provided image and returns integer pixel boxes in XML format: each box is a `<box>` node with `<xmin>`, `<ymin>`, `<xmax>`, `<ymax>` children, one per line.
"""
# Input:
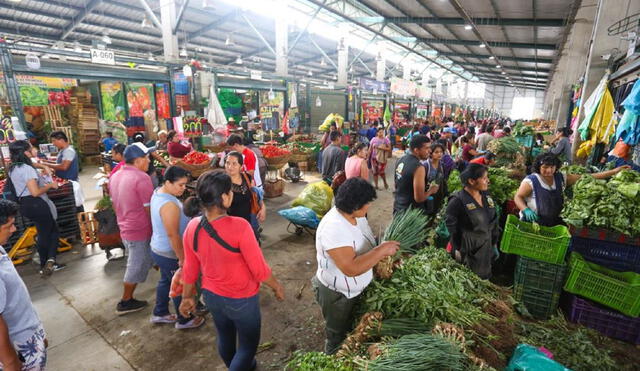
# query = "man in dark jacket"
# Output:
<box><xmin>321</xmin><ymin>131</ymin><xmax>346</xmax><ymax>182</ymax></box>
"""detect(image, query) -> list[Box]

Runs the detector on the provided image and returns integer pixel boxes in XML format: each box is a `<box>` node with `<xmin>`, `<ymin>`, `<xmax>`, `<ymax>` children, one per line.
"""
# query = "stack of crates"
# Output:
<box><xmin>500</xmin><ymin>215</ymin><xmax>571</xmax><ymax>319</ymax></box>
<box><xmin>563</xmin><ymin>231</ymin><xmax>640</xmax><ymax>344</ymax></box>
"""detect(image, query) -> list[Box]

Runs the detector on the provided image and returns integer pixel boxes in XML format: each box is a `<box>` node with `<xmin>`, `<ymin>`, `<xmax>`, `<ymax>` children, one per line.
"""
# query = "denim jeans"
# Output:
<box><xmin>202</xmin><ymin>290</ymin><xmax>260</xmax><ymax>371</ymax></box>
<box><xmin>20</xmin><ymin>196</ymin><xmax>59</xmax><ymax>268</ymax></box>
<box><xmin>150</xmin><ymin>251</ymin><xmax>190</xmax><ymax>324</ymax></box>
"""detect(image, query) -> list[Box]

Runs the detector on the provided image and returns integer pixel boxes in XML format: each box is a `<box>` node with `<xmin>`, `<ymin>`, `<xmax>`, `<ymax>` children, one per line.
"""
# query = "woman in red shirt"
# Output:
<box><xmin>179</xmin><ymin>171</ymin><xmax>284</xmax><ymax>371</ymax></box>
<box><xmin>167</xmin><ymin>130</ymin><xmax>192</xmax><ymax>159</ymax></box>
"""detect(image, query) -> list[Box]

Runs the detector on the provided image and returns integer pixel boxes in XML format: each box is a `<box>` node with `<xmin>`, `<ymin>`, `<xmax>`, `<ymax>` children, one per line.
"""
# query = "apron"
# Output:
<box><xmin>453</xmin><ymin>190</ymin><xmax>498</xmax><ymax>279</ymax></box>
<box><xmin>528</xmin><ymin>173</ymin><xmax>564</xmax><ymax>227</ymax></box>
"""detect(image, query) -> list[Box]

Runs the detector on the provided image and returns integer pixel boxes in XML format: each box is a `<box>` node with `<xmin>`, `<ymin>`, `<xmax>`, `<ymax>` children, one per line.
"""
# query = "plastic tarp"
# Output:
<box><xmin>278</xmin><ymin>206</ymin><xmax>320</xmax><ymax>229</ymax></box>
<box><xmin>506</xmin><ymin>344</ymin><xmax>571</xmax><ymax>371</ymax></box>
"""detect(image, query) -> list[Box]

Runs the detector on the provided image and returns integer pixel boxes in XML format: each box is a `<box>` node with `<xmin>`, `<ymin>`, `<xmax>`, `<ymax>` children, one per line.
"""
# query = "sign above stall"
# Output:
<box><xmin>250</xmin><ymin>70</ymin><xmax>262</xmax><ymax>80</ymax></box>
<box><xmin>359</xmin><ymin>78</ymin><xmax>389</xmax><ymax>93</ymax></box>
<box><xmin>25</xmin><ymin>53</ymin><xmax>40</xmax><ymax>70</ymax></box>
<box><xmin>390</xmin><ymin>77</ymin><xmax>416</xmax><ymax>97</ymax></box>
<box><xmin>90</xmin><ymin>48</ymin><xmax>115</xmax><ymax>65</ymax></box>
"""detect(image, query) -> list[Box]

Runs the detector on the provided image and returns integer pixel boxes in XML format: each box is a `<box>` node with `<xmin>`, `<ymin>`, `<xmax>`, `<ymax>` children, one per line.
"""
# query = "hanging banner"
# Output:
<box><xmin>126</xmin><ymin>82</ymin><xmax>156</xmax><ymax>137</ymax></box>
<box><xmin>415</xmin><ymin>85</ymin><xmax>430</xmax><ymax>100</ymax></box>
<box><xmin>390</xmin><ymin>77</ymin><xmax>416</xmax><ymax>97</ymax></box>
<box><xmin>100</xmin><ymin>82</ymin><xmax>126</xmax><ymax>122</ymax></box>
<box><xmin>359</xmin><ymin>77</ymin><xmax>389</xmax><ymax>93</ymax></box>
<box><xmin>393</xmin><ymin>102</ymin><xmax>410</xmax><ymax>123</ymax></box>
<box><xmin>362</xmin><ymin>100</ymin><xmax>384</xmax><ymax>122</ymax></box>
<box><xmin>155</xmin><ymin>83</ymin><xmax>171</xmax><ymax>120</ymax></box>
<box><xmin>415</xmin><ymin>104</ymin><xmax>429</xmax><ymax>119</ymax></box>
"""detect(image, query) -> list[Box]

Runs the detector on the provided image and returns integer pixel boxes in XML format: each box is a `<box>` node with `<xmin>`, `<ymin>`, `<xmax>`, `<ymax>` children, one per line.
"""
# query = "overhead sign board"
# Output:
<box><xmin>359</xmin><ymin>77</ymin><xmax>389</xmax><ymax>93</ymax></box>
<box><xmin>390</xmin><ymin>77</ymin><xmax>416</xmax><ymax>97</ymax></box>
<box><xmin>250</xmin><ymin>70</ymin><xmax>262</xmax><ymax>80</ymax></box>
<box><xmin>90</xmin><ymin>48</ymin><xmax>115</xmax><ymax>65</ymax></box>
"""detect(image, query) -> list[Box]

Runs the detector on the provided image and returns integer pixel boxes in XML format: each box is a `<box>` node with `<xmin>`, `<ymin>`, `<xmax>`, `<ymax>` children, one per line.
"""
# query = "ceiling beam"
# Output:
<box><xmin>173</xmin><ymin>0</ymin><xmax>191</xmax><ymax>34</ymax></box>
<box><xmin>60</xmin><ymin>0</ymin><xmax>103</xmax><ymax>40</ymax></box>
<box><xmin>418</xmin><ymin>37</ymin><xmax>556</xmax><ymax>50</ymax></box>
<box><xmin>439</xmin><ymin>51</ymin><xmax>552</xmax><ymax>64</ymax></box>
<box><xmin>457</xmin><ymin>62</ymin><xmax>550</xmax><ymax>73</ymax></box>
<box><xmin>187</xmin><ymin>10</ymin><xmax>238</xmax><ymax>40</ymax></box>
<box><xmin>343</xmin><ymin>16</ymin><xmax>565</xmax><ymax>27</ymax></box>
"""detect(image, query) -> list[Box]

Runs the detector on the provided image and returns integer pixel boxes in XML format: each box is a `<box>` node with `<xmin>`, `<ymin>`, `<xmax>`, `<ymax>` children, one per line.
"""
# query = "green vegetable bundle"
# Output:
<box><xmin>367</xmin><ymin>318</ymin><xmax>431</xmax><ymax>338</ymax></box>
<box><xmin>487</xmin><ymin>137</ymin><xmax>524</xmax><ymax>167</ymax></box>
<box><xmin>512</xmin><ymin>122</ymin><xmax>535</xmax><ymax>137</ymax></box>
<box><xmin>382</xmin><ymin>207</ymin><xmax>429</xmax><ymax>253</ymax></box>
<box><xmin>360</xmin><ymin>248</ymin><xmax>500</xmax><ymax>327</ymax></box>
<box><xmin>447</xmin><ymin>167</ymin><xmax>518</xmax><ymax>205</ymax></box>
<box><xmin>95</xmin><ymin>196</ymin><xmax>113</xmax><ymax>211</ymax></box>
<box><xmin>561</xmin><ymin>170</ymin><xmax>640</xmax><ymax>236</ymax></box>
<box><xmin>368</xmin><ymin>334</ymin><xmax>467</xmax><ymax>371</ymax></box>
<box><xmin>285</xmin><ymin>351</ymin><xmax>353</xmax><ymax>371</ymax></box>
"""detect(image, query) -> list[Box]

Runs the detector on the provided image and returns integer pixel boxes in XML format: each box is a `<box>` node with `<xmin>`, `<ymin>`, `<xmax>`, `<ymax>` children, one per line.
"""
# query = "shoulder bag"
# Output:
<box><xmin>241</xmin><ymin>172</ymin><xmax>261</xmax><ymax>214</ymax></box>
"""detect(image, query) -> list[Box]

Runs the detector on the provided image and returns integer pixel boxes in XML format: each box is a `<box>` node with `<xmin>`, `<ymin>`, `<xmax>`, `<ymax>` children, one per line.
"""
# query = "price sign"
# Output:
<box><xmin>90</xmin><ymin>48</ymin><xmax>115</xmax><ymax>65</ymax></box>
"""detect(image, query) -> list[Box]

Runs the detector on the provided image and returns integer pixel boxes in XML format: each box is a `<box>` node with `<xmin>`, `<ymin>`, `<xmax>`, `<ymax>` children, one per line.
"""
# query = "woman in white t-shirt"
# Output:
<box><xmin>312</xmin><ymin>178</ymin><xmax>399</xmax><ymax>354</ymax></box>
<box><xmin>514</xmin><ymin>153</ymin><xmax>628</xmax><ymax>226</ymax></box>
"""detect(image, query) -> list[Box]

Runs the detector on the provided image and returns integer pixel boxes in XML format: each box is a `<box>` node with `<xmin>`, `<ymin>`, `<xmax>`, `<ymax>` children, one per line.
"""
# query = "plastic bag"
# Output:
<box><xmin>292</xmin><ymin>181</ymin><xmax>334</xmax><ymax>218</ymax></box>
<box><xmin>318</xmin><ymin>113</ymin><xmax>344</xmax><ymax>132</ymax></box>
<box><xmin>278</xmin><ymin>206</ymin><xmax>320</xmax><ymax>228</ymax></box>
<box><xmin>169</xmin><ymin>268</ymin><xmax>183</xmax><ymax>298</ymax></box>
<box><xmin>506</xmin><ymin>344</ymin><xmax>570</xmax><ymax>371</ymax></box>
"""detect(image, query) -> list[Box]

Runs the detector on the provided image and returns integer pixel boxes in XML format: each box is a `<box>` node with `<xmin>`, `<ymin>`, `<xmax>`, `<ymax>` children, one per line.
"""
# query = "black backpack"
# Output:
<box><xmin>3</xmin><ymin>174</ymin><xmax>19</xmax><ymax>203</ymax></box>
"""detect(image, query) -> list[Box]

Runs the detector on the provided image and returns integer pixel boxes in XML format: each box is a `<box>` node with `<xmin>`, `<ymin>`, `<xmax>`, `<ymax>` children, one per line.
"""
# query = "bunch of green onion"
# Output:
<box><xmin>368</xmin><ymin>334</ymin><xmax>466</xmax><ymax>371</ymax></box>
<box><xmin>383</xmin><ymin>207</ymin><xmax>429</xmax><ymax>253</ymax></box>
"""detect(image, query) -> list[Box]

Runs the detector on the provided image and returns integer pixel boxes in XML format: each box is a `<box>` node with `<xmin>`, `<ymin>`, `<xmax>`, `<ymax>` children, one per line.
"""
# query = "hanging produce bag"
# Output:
<box><xmin>291</xmin><ymin>182</ymin><xmax>334</xmax><ymax>218</ymax></box>
<box><xmin>206</xmin><ymin>84</ymin><xmax>228</xmax><ymax>136</ymax></box>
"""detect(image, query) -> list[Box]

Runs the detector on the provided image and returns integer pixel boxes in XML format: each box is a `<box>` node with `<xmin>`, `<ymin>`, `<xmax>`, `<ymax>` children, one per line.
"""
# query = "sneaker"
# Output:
<box><xmin>175</xmin><ymin>316</ymin><xmax>205</xmax><ymax>330</ymax></box>
<box><xmin>53</xmin><ymin>263</ymin><xmax>66</xmax><ymax>272</ymax></box>
<box><xmin>42</xmin><ymin>259</ymin><xmax>55</xmax><ymax>276</ymax></box>
<box><xmin>150</xmin><ymin>314</ymin><xmax>177</xmax><ymax>324</ymax></box>
<box><xmin>116</xmin><ymin>299</ymin><xmax>148</xmax><ymax>315</ymax></box>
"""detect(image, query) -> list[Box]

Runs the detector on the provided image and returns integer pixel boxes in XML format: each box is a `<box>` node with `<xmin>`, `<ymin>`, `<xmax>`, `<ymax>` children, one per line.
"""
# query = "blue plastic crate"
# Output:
<box><xmin>569</xmin><ymin>236</ymin><xmax>640</xmax><ymax>274</ymax></box>
<box><xmin>515</xmin><ymin>135</ymin><xmax>534</xmax><ymax>148</ymax></box>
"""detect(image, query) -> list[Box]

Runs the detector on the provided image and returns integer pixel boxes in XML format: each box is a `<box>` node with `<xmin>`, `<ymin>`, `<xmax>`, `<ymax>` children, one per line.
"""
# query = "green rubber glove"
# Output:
<box><xmin>522</xmin><ymin>208</ymin><xmax>539</xmax><ymax>222</ymax></box>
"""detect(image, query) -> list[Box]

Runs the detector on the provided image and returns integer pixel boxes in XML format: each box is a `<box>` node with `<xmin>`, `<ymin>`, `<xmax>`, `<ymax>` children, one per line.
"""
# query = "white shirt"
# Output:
<box><xmin>315</xmin><ymin>207</ymin><xmax>376</xmax><ymax>298</ymax></box>
<box><xmin>519</xmin><ymin>173</ymin><xmax>567</xmax><ymax>214</ymax></box>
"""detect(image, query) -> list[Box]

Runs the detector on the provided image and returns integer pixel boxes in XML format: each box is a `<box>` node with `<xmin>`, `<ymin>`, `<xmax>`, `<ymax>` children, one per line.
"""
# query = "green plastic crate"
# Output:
<box><xmin>514</xmin><ymin>287</ymin><xmax>561</xmax><ymax>320</ymax></box>
<box><xmin>500</xmin><ymin>215</ymin><xmax>571</xmax><ymax>264</ymax></box>
<box><xmin>564</xmin><ymin>252</ymin><xmax>640</xmax><ymax>317</ymax></box>
<box><xmin>515</xmin><ymin>256</ymin><xmax>568</xmax><ymax>293</ymax></box>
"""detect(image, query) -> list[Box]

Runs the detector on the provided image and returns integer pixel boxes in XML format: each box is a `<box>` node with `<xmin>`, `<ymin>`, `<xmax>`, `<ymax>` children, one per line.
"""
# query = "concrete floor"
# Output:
<box><xmin>17</xmin><ymin>163</ymin><xmax>399</xmax><ymax>370</ymax></box>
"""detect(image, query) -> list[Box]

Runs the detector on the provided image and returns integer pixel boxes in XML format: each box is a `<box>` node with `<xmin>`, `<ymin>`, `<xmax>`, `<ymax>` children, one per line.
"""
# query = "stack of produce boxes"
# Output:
<box><xmin>563</xmin><ymin>228</ymin><xmax>640</xmax><ymax>344</ymax></box>
<box><xmin>500</xmin><ymin>215</ymin><xmax>572</xmax><ymax>319</ymax></box>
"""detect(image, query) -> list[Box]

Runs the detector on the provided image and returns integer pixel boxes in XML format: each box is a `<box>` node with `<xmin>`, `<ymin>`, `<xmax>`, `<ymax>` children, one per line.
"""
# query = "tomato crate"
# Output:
<box><xmin>500</xmin><ymin>214</ymin><xmax>571</xmax><ymax>264</ymax></box>
<box><xmin>515</xmin><ymin>256</ymin><xmax>568</xmax><ymax>293</ymax></box>
<box><xmin>566</xmin><ymin>294</ymin><xmax>640</xmax><ymax>345</ymax></box>
<box><xmin>564</xmin><ymin>253</ymin><xmax>640</xmax><ymax>317</ymax></box>
<box><xmin>569</xmin><ymin>236</ymin><xmax>640</xmax><ymax>274</ymax></box>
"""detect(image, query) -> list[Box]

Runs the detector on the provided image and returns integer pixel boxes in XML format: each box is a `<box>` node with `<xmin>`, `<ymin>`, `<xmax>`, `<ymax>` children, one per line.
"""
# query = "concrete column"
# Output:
<box><xmin>275</xmin><ymin>17</ymin><xmax>288</xmax><ymax>76</ymax></box>
<box><xmin>337</xmin><ymin>37</ymin><xmax>348</xmax><ymax>86</ymax></box>
<box><xmin>160</xmin><ymin>0</ymin><xmax>179</xmax><ymax>62</ymax></box>
<box><xmin>376</xmin><ymin>55</ymin><xmax>386</xmax><ymax>82</ymax></box>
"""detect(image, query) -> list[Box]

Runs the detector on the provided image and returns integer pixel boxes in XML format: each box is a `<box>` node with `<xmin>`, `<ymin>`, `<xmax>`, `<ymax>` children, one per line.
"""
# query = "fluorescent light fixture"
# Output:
<box><xmin>496</xmin><ymin>65</ymin><xmax>501</xmax><ymax>68</ymax></box>
<box><xmin>501</xmin><ymin>71</ymin><xmax>506</xmax><ymax>75</ymax></box>
<box><xmin>307</xmin><ymin>70</ymin><xmax>313</xmax><ymax>77</ymax></box>
<box><xmin>235</xmin><ymin>55</ymin><xmax>243</xmax><ymax>64</ymax></box>
<box><xmin>225</xmin><ymin>34</ymin><xmax>234</xmax><ymax>46</ymax></box>
<box><xmin>180</xmin><ymin>47</ymin><xmax>188</xmax><ymax>57</ymax></box>
<box><xmin>489</xmin><ymin>56</ymin><xmax>495</xmax><ymax>60</ymax></box>
<box><xmin>464</xmin><ymin>24</ymin><xmax>472</xmax><ymax>30</ymax></box>
<box><xmin>479</xmin><ymin>43</ymin><xmax>486</xmax><ymax>48</ymax></box>
<box><xmin>73</xmin><ymin>41</ymin><xmax>82</xmax><ymax>52</ymax></box>
<box><xmin>101</xmin><ymin>34</ymin><xmax>112</xmax><ymax>44</ymax></box>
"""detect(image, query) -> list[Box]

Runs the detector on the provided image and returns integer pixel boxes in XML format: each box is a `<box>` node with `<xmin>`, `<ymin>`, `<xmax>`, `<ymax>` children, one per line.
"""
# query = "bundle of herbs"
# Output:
<box><xmin>360</xmin><ymin>248</ymin><xmax>501</xmax><ymax>328</ymax></box>
<box><xmin>366</xmin><ymin>333</ymin><xmax>467</xmax><ymax>371</ymax></box>
<box><xmin>285</xmin><ymin>351</ymin><xmax>353</xmax><ymax>371</ymax></box>
<box><xmin>561</xmin><ymin>170</ymin><xmax>640</xmax><ymax>236</ymax></box>
<box><xmin>382</xmin><ymin>207</ymin><xmax>429</xmax><ymax>254</ymax></box>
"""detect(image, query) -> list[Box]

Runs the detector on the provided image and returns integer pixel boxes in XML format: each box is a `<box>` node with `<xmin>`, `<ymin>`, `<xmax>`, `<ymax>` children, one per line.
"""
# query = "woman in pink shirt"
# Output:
<box><xmin>179</xmin><ymin>171</ymin><xmax>284</xmax><ymax>370</ymax></box>
<box><xmin>344</xmin><ymin>143</ymin><xmax>369</xmax><ymax>180</ymax></box>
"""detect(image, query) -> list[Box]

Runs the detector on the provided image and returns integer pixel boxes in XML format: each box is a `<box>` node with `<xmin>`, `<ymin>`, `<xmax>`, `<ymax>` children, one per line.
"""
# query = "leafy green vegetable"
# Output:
<box><xmin>447</xmin><ymin>167</ymin><xmax>518</xmax><ymax>205</ymax></box>
<box><xmin>368</xmin><ymin>334</ymin><xmax>467</xmax><ymax>371</ymax></box>
<box><xmin>285</xmin><ymin>351</ymin><xmax>353</xmax><ymax>371</ymax></box>
<box><xmin>95</xmin><ymin>196</ymin><xmax>113</xmax><ymax>211</ymax></box>
<box><xmin>561</xmin><ymin>170</ymin><xmax>640</xmax><ymax>236</ymax></box>
<box><xmin>512</xmin><ymin>122</ymin><xmax>535</xmax><ymax>137</ymax></box>
<box><xmin>383</xmin><ymin>208</ymin><xmax>429</xmax><ymax>253</ymax></box>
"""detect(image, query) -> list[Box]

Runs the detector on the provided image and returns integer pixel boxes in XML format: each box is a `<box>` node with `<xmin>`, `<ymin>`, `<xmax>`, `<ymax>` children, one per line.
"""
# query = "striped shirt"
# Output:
<box><xmin>315</xmin><ymin>207</ymin><xmax>376</xmax><ymax>298</ymax></box>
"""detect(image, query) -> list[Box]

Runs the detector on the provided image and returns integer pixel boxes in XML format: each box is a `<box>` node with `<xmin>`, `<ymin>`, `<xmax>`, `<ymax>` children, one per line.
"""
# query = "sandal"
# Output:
<box><xmin>150</xmin><ymin>314</ymin><xmax>177</xmax><ymax>324</ymax></box>
<box><xmin>175</xmin><ymin>316</ymin><xmax>205</xmax><ymax>330</ymax></box>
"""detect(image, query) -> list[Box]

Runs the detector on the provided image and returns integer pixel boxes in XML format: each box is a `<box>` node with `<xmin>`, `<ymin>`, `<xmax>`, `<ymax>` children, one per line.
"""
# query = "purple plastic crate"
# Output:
<box><xmin>569</xmin><ymin>236</ymin><xmax>640</xmax><ymax>274</ymax></box>
<box><xmin>567</xmin><ymin>294</ymin><xmax>640</xmax><ymax>345</ymax></box>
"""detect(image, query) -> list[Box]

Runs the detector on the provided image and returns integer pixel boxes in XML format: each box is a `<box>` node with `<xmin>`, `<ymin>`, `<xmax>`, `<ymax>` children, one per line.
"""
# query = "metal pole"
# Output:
<box><xmin>241</xmin><ymin>13</ymin><xmax>276</xmax><ymax>56</ymax></box>
<box><xmin>137</xmin><ymin>0</ymin><xmax>163</xmax><ymax>29</ymax></box>
<box><xmin>173</xmin><ymin>0</ymin><xmax>191</xmax><ymax>34</ymax></box>
<box><xmin>307</xmin><ymin>35</ymin><xmax>338</xmax><ymax>70</ymax></box>
<box><xmin>288</xmin><ymin>1</ymin><xmax>325</xmax><ymax>54</ymax></box>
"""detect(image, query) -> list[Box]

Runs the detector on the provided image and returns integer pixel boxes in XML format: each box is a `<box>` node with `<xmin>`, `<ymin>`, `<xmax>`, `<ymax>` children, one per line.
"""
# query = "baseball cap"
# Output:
<box><xmin>124</xmin><ymin>142</ymin><xmax>155</xmax><ymax>162</ymax></box>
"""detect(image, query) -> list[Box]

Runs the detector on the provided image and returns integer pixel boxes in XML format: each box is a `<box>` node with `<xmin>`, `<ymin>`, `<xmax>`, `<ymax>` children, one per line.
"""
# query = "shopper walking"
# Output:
<box><xmin>313</xmin><ymin>178</ymin><xmax>399</xmax><ymax>354</ymax></box>
<box><xmin>344</xmin><ymin>143</ymin><xmax>369</xmax><ymax>180</ymax></box>
<box><xmin>109</xmin><ymin>143</ymin><xmax>155</xmax><ymax>315</ymax></box>
<box><xmin>0</xmin><ymin>200</ymin><xmax>48</xmax><ymax>370</ymax></box>
<box><xmin>475</xmin><ymin>124</ymin><xmax>495</xmax><ymax>152</ymax></box>
<box><xmin>179</xmin><ymin>171</ymin><xmax>284</xmax><ymax>371</ymax></box>
<box><xmin>321</xmin><ymin>131</ymin><xmax>347</xmax><ymax>183</ymax></box>
<box><xmin>150</xmin><ymin>166</ymin><xmax>205</xmax><ymax>329</ymax></box>
<box><xmin>393</xmin><ymin>135</ymin><xmax>439</xmax><ymax>214</ymax></box>
<box><xmin>368</xmin><ymin>128</ymin><xmax>392</xmax><ymax>190</ymax></box>
<box><xmin>109</xmin><ymin>143</ymin><xmax>126</xmax><ymax>177</ymax></box>
<box><xmin>445</xmin><ymin>164</ymin><xmax>499</xmax><ymax>279</ymax></box>
<box><xmin>423</xmin><ymin>143</ymin><xmax>447</xmax><ymax>217</ymax></box>
<box><xmin>224</xmin><ymin>152</ymin><xmax>266</xmax><ymax>237</ymax></box>
<box><xmin>226</xmin><ymin>134</ymin><xmax>262</xmax><ymax>189</ymax></box>
<box><xmin>318</xmin><ymin>122</ymin><xmax>339</xmax><ymax>172</ymax></box>
<box><xmin>46</xmin><ymin>131</ymin><xmax>79</xmax><ymax>181</ymax></box>
<box><xmin>133</xmin><ymin>133</ymin><xmax>169</xmax><ymax>188</ymax></box>
<box><xmin>8</xmin><ymin>140</ymin><xmax>63</xmax><ymax>276</ymax></box>
<box><xmin>549</xmin><ymin>127</ymin><xmax>574</xmax><ymax>164</ymax></box>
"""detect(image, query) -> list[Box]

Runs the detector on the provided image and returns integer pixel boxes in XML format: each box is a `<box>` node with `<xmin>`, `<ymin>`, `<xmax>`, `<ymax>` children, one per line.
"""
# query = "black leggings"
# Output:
<box><xmin>20</xmin><ymin>197</ymin><xmax>59</xmax><ymax>267</ymax></box>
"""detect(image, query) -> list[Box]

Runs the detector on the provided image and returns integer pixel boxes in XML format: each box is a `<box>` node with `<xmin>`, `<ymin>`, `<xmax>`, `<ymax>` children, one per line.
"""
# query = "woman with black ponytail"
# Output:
<box><xmin>8</xmin><ymin>140</ymin><xmax>63</xmax><ymax>276</ymax></box>
<box><xmin>179</xmin><ymin>171</ymin><xmax>284</xmax><ymax>370</ymax></box>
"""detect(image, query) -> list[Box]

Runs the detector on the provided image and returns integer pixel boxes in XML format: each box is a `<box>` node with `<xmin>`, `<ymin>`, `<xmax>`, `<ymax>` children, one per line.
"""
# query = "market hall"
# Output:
<box><xmin>0</xmin><ymin>0</ymin><xmax>640</xmax><ymax>370</ymax></box>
